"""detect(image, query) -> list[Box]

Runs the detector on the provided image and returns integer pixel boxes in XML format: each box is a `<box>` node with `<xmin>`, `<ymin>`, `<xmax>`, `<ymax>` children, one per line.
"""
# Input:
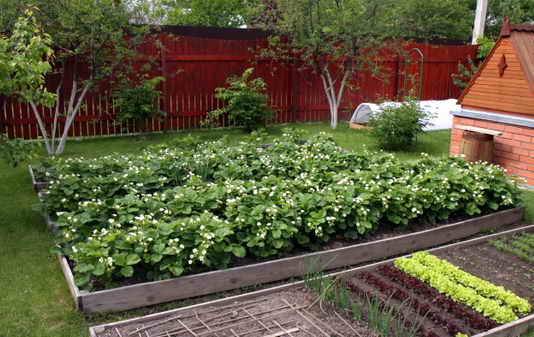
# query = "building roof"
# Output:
<box><xmin>501</xmin><ymin>18</ymin><xmax>534</xmax><ymax>91</ymax></box>
<box><xmin>459</xmin><ymin>18</ymin><xmax>534</xmax><ymax>103</ymax></box>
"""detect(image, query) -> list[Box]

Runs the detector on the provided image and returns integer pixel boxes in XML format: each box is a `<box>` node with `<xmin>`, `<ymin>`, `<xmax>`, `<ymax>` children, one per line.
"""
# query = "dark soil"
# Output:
<box><xmin>342</xmin><ymin>233</ymin><xmax>534</xmax><ymax>337</ymax></box>
<box><xmin>92</xmin><ymin>288</ymin><xmax>377</xmax><ymax>337</ymax></box>
<box><xmin>346</xmin><ymin>265</ymin><xmax>495</xmax><ymax>337</ymax></box>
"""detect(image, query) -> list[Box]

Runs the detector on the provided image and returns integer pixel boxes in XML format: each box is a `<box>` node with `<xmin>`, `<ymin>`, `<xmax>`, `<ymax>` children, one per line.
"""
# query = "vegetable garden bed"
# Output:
<box><xmin>32</xmin><ymin>132</ymin><xmax>525</xmax><ymax>313</ymax></box>
<box><xmin>89</xmin><ymin>225</ymin><xmax>534</xmax><ymax>337</ymax></box>
<box><xmin>59</xmin><ymin>207</ymin><xmax>523</xmax><ymax>313</ymax></box>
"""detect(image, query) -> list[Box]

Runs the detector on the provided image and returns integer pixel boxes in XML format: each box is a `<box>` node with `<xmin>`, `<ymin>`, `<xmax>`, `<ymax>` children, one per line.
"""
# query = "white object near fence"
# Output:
<box><xmin>350</xmin><ymin>99</ymin><xmax>460</xmax><ymax>131</ymax></box>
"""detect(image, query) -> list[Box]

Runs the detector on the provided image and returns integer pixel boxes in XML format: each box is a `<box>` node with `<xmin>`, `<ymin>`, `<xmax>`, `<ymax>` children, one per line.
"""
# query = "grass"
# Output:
<box><xmin>0</xmin><ymin>122</ymin><xmax>532</xmax><ymax>337</ymax></box>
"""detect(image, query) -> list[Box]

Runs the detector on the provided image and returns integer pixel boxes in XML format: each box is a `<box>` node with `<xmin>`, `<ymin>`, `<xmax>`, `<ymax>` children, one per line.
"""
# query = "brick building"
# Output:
<box><xmin>450</xmin><ymin>19</ymin><xmax>534</xmax><ymax>186</ymax></box>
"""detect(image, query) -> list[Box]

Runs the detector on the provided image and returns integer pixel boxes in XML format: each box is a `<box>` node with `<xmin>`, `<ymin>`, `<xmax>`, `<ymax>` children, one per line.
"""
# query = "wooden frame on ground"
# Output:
<box><xmin>88</xmin><ymin>224</ymin><xmax>534</xmax><ymax>337</ymax></box>
<box><xmin>57</xmin><ymin>207</ymin><xmax>523</xmax><ymax>314</ymax></box>
<box><xmin>28</xmin><ymin>165</ymin><xmax>47</xmax><ymax>192</ymax></box>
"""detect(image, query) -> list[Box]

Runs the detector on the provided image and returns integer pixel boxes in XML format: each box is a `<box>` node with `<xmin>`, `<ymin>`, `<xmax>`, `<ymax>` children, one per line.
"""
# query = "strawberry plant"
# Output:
<box><xmin>39</xmin><ymin>131</ymin><xmax>522</xmax><ymax>289</ymax></box>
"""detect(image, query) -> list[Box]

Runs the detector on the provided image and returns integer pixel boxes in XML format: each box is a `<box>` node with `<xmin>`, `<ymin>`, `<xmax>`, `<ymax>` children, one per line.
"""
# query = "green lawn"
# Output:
<box><xmin>0</xmin><ymin>122</ymin><xmax>532</xmax><ymax>337</ymax></box>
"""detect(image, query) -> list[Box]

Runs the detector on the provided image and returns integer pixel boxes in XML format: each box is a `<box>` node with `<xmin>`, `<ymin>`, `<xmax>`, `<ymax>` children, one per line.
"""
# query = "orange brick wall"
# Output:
<box><xmin>450</xmin><ymin>116</ymin><xmax>534</xmax><ymax>186</ymax></box>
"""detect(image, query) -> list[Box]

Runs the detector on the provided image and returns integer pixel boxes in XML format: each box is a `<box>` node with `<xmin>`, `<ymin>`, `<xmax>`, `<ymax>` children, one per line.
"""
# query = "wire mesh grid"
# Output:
<box><xmin>112</xmin><ymin>295</ymin><xmax>349</xmax><ymax>337</ymax></box>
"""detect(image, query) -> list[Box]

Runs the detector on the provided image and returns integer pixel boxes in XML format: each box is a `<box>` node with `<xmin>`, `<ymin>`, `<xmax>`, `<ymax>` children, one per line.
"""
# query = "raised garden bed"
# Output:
<box><xmin>61</xmin><ymin>207</ymin><xmax>523</xmax><ymax>313</ymax></box>
<box><xmin>28</xmin><ymin>164</ymin><xmax>47</xmax><ymax>192</ymax></box>
<box><xmin>89</xmin><ymin>225</ymin><xmax>534</xmax><ymax>337</ymax></box>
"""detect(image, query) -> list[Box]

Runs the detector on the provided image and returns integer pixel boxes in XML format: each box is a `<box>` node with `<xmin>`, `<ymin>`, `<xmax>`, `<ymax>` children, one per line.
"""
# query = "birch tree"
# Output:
<box><xmin>253</xmin><ymin>0</ymin><xmax>400</xmax><ymax>129</ymax></box>
<box><xmin>1</xmin><ymin>1</ymin><xmax>145</xmax><ymax>155</ymax></box>
<box><xmin>0</xmin><ymin>9</ymin><xmax>56</xmax><ymax>154</ymax></box>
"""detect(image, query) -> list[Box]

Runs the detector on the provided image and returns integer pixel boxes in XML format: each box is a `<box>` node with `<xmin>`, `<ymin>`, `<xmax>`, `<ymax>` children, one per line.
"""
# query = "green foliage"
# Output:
<box><xmin>0</xmin><ymin>134</ymin><xmax>40</xmax><ymax>168</ymax></box>
<box><xmin>2</xmin><ymin>1</ymin><xmax>141</xmax><ymax>83</ymax></box>
<box><xmin>395</xmin><ymin>252</ymin><xmax>531</xmax><ymax>323</ymax></box>
<box><xmin>114</xmin><ymin>77</ymin><xmax>165</xmax><ymax>128</ymax></box>
<box><xmin>477</xmin><ymin>37</ymin><xmax>496</xmax><ymax>60</ymax></box>
<box><xmin>254</xmin><ymin>0</ymin><xmax>403</xmax><ymax>129</ymax></box>
<box><xmin>393</xmin><ymin>0</ymin><xmax>472</xmax><ymax>41</ymax></box>
<box><xmin>158</xmin><ymin>0</ymin><xmax>253</xmax><ymax>27</ymax></box>
<box><xmin>485</xmin><ymin>0</ymin><xmax>534</xmax><ymax>39</ymax></box>
<box><xmin>369</xmin><ymin>100</ymin><xmax>432</xmax><ymax>151</ymax></box>
<box><xmin>452</xmin><ymin>58</ymin><xmax>479</xmax><ymax>90</ymax></box>
<box><xmin>0</xmin><ymin>8</ymin><xmax>55</xmax><ymax>107</ymax></box>
<box><xmin>0</xmin><ymin>1</ymin><xmax>151</xmax><ymax>155</ymax></box>
<box><xmin>491</xmin><ymin>233</ymin><xmax>534</xmax><ymax>263</ymax></box>
<box><xmin>205</xmin><ymin>68</ymin><xmax>273</xmax><ymax>132</ymax></box>
<box><xmin>39</xmin><ymin>132</ymin><xmax>522</xmax><ymax>289</ymax></box>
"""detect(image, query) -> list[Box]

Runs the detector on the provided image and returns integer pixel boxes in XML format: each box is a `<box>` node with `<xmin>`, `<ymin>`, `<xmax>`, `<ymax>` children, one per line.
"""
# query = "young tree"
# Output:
<box><xmin>0</xmin><ymin>9</ymin><xmax>56</xmax><ymax>154</ymax></box>
<box><xmin>1</xmin><ymin>1</ymin><xmax>147</xmax><ymax>155</ymax></box>
<box><xmin>254</xmin><ymin>0</ymin><xmax>400</xmax><ymax>129</ymax></box>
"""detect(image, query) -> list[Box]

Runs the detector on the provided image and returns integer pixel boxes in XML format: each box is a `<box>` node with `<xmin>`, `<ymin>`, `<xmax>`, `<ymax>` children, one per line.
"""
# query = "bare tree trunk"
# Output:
<box><xmin>320</xmin><ymin>68</ymin><xmax>350</xmax><ymax>129</ymax></box>
<box><xmin>55</xmin><ymin>82</ymin><xmax>90</xmax><ymax>155</ymax></box>
<box><xmin>29</xmin><ymin>102</ymin><xmax>52</xmax><ymax>154</ymax></box>
<box><xmin>50</xmin><ymin>81</ymin><xmax>63</xmax><ymax>154</ymax></box>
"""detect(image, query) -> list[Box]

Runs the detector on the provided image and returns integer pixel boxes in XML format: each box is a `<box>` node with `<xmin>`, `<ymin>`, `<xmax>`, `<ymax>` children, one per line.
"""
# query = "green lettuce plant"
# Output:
<box><xmin>395</xmin><ymin>252</ymin><xmax>531</xmax><ymax>323</ymax></box>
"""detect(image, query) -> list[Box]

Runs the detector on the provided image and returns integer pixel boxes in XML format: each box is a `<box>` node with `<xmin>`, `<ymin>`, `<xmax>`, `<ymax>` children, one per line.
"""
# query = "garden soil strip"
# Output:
<box><xmin>90</xmin><ymin>224</ymin><xmax>534</xmax><ymax>337</ymax></box>
<box><xmin>91</xmin><ymin>289</ymin><xmax>376</xmax><ymax>337</ymax></box>
<box><xmin>63</xmin><ymin>208</ymin><xmax>525</xmax><ymax>313</ymax></box>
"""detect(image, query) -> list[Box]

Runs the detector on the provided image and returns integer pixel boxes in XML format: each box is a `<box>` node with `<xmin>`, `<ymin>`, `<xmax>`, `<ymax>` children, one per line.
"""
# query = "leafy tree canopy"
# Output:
<box><xmin>253</xmin><ymin>0</ymin><xmax>403</xmax><ymax>129</ymax></box>
<box><xmin>157</xmin><ymin>0</ymin><xmax>255</xmax><ymax>28</ymax></box>
<box><xmin>0</xmin><ymin>1</ymin><xmax>151</xmax><ymax>155</ymax></box>
<box><xmin>485</xmin><ymin>0</ymin><xmax>534</xmax><ymax>38</ymax></box>
<box><xmin>392</xmin><ymin>0</ymin><xmax>473</xmax><ymax>41</ymax></box>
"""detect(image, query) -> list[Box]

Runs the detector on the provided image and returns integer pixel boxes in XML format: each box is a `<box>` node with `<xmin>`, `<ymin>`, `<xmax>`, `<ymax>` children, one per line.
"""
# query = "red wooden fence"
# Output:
<box><xmin>0</xmin><ymin>26</ymin><xmax>478</xmax><ymax>139</ymax></box>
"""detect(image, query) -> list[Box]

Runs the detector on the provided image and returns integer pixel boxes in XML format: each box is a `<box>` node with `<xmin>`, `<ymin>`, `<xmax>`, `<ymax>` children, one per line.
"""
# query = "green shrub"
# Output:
<box><xmin>369</xmin><ymin>100</ymin><xmax>431</xmax><ymax>150</ymax></box>
<box><xmin>114</xmin><ymin>77</ymin><xmax>165</xmax><ymax>131</ymax></box>
<box><xmin>0</xmin><ymin>134</ymin><xmax>40</xmax><ymax>167</ymax></box>
<box><xmin>452</xmin><ymin>57</ymin><xmax>479</xmax><ymax>90</ymax></box>
<box><xmin>205</xmin><ymin>68</ymin><xmax>273</xmax><ymax>132</ymax></box>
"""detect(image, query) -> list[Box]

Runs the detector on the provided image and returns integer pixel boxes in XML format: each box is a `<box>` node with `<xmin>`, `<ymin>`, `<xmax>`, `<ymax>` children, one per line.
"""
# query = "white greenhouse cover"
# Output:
<box><xmin>350</xmin><ymin>99</ymin><xmax>460</xmax><ymax>131</ymax></box>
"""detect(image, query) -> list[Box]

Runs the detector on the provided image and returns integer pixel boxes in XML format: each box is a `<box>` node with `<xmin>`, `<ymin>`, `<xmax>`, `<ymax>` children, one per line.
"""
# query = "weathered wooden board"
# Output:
<box><xmin>472</xmin><ymin>313</ymin><xmax>534</xmax><ymax>337</ymax></box>
<box><xmin>70</xmin><ymin>207</ymin><xmax>524</xmax><ymax>313</ymax></box>
<box><xmin>57</xmin><ymin>255</ymin><xmax>82</xmax><ymax>309</ymax></box>
<box><xmin>28</xmin><ymin>165</ymin><xmax>47</xmax><ymax>192</ymax></box>
<box><xmin>88</xmin><ymin>224</ymin><xmax>534</xmax><ymax>337</ymax></box>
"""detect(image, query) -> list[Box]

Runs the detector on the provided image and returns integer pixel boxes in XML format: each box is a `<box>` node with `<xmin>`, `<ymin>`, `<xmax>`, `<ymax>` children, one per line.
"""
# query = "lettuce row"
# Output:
<box><xmin>412</xmin><ymin>252</ymin><xmax>531</xmax><ymax>315</ymax></box>
<box><xmin>394</xmin><ymin>252</ymin><xmax>531</xmax><ymax>324</ymax></box>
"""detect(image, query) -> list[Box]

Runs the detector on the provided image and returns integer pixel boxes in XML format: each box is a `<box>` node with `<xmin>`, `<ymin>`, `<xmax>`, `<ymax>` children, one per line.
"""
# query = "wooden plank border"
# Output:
<box><xmin>28</xmin><ymin>165</ymin><xmax>47</xmax><ymax>192</ymax></box>
<box><xmin>58</xmin><ymin>255</ymin><xmax>82</xmax><ymax>310</ymax></box>
<box><xmin>472</xmin><ymin>314</ymin><xmax>534</xmax><ymax>337</ymax></box>
<box><xmin>67</xmin><ymin>207</ymin><xmax>524</xmax><ymax>313</ymax></box>
<box><xmin>88</xmin><ymin>224</ymin><xmax>534</xmax><ymax>337</ymax></box>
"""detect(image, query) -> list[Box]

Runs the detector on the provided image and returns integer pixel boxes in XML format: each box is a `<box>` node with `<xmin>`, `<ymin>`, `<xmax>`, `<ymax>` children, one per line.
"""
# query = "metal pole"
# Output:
<box><xmin>472</xmin><ymin>0</ymin><xmax>488</xmax><ymax>44</ymax></box>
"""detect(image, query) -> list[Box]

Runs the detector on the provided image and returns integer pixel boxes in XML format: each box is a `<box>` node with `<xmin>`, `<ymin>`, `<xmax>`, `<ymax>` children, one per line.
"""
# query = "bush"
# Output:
<box><xmin>452</xmin><ymin>57</ymin><xmax>479</xmax><ymax>90</ymax></box>
<box><xmin>114</xmin><ymin>77</ymin><xmax>165</xmax><ymax>131</ymax></box>
<box><xmin>41</xmin><ymin>132</ymin><xmax>521</xmax><ymax>289</ymax></box>
<box><xmin>205</xmin><ymin>68</ymin><xmax>273</xmax><ymax>132</ymax></box>
<box><xmin>369</xmin><ymin>100</ymin><xmax>431</xmax><ymax>150</ymax></box>
<box><xmin>0</xmin><ymin>134</ymin><xmax>40</xmax><ymax>167</ymax></box>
